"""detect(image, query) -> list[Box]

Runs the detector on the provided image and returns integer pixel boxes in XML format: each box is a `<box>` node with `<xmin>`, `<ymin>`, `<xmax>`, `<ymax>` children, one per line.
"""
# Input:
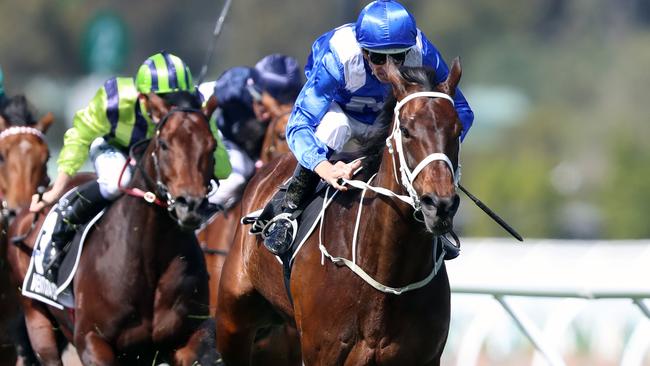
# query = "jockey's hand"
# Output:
<box><xmin>29</xmin><ymin>172</ymin><xmax>71</xmax><ymax>213</ymax></box>
<box><xmin>30</xmin><ymin>190</ymin><xmax>58</xmax><ymax>213</ymax></box>
<box><xmin>314</xmin><ymin>160</ymin><xmax>363</xmax><ymax>192</ymax></box>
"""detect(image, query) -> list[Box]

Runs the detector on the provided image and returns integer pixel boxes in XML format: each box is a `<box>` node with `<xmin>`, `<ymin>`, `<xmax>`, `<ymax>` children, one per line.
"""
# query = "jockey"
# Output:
<box><xmin>29</xmin><ymin>52</ymin><xmax>232</xmax><ymax>280</ymax></box>
<box><xmin>201</xmin><ymin>54</ymin><xmax>303</xmax><ymax>210</ymax></box>
<box><xmin>261</xmin><ymin>0</ymin><xmax>474</xmax><ymax>257</ymax></box>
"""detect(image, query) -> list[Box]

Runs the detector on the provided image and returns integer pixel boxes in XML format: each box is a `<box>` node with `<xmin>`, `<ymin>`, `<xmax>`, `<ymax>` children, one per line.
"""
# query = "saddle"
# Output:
<box><xmin>21</xmin><ymin>202</ymin><xmax>105</xmax><ymax>309</ymax></box>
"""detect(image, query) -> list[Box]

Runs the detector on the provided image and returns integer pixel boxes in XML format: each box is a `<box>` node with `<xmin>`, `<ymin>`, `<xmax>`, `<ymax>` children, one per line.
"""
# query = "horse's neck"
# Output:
<box><xmin>121</xmin><ymin>160</ymin><xmax>183</xmax><ymax>253</ymax></box>
<box><xmin>356</xmin><ymin>148</ymin><xmax>435</xmax><ymax>284</ymax></box>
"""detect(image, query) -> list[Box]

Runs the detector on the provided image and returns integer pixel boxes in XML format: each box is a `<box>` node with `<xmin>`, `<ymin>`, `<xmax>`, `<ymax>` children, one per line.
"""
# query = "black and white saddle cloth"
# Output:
<box><xmin>22</xmin><ymin>204</ymin><xmax>104</xmax><ymax>310</ymax></box>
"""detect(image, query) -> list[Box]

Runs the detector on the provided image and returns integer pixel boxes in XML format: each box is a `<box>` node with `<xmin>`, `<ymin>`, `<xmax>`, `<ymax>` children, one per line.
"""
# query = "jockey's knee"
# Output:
<box><xmin>97</xmin><ymin>180</ymin><xmax>122</xmax><ymax>201</ymax></box>
<box><xmin>96</xmin><ymin>168</ymin><xmax>131</xmax><ymax>201</ymax></box>
<box><xmin>209</xmin><ymin>173</ymin><xmax>247</xmax><ymax>209</ymax></box>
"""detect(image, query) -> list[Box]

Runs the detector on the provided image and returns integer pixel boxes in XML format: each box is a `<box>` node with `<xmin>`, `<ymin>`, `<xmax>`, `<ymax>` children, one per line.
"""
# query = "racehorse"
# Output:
<box><xmin>217</xmin><ymin>58</ymin><xmax>464</xmax><ymax>365</ymax></box>
<box><xmin>258</xmin><ymin>92</ymin><xmax>292</xmax><ymax>164</ymax></box>
<box><xmin>0</xmin><ymin>97</ymin><xmax>53</xmax><ymax>365</ymax></box>
<box><xmin>7</xmin><ymin>92</ymin><xmax>220</xmax><ymax>365</ymax></box>
<box><xmin>198</xmin><ymin>93</ymin><xmax>301</xmax><ymax>365</ymax></box>
<box><xmin>200</xmin><ymin>91</ymin><xmax>294</xmax><ymax>312</ymax></box>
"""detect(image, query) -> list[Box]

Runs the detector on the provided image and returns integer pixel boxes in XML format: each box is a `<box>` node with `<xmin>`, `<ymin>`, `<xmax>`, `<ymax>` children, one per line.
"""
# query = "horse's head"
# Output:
<box><xmin>141</xmin><ymin>91</ymin><xmax>216</xmax><ymax>230</ymax></box>
<box><xmin>384</xmin><ymin>58</ymin><xmax>463</xmax><ymax>234</ymax></box>
<box><xmin>259</xmin><ymin>92</ymin><xmax>292</xmax><ymax>164</ymax></box>
<box><xmin>0</xmin><ymin>99</ymin><xmax>52</xmax><ymax>210</ymax></box>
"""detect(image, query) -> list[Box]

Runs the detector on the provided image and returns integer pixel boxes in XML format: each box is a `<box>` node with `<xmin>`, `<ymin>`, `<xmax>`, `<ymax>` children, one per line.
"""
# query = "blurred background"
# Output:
<box><xmin>2</xmin><ymin>0</ymin><xmax>649</xmax><ymax>239</ymax></box>
<box><xmin>1</xmin><ymin>1</ymin><xmax>649</xmax><ymax>365</ymax></box>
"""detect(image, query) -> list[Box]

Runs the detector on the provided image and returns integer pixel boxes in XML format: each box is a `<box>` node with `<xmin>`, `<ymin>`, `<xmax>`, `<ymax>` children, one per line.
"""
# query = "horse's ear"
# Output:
<box><xmin>440</xmin><ymin>57</ymin><xmax>462</xmax><ymax>96</ymax></box>
<box><xmin>385</xmin><ymin>60</ymin><xmax>407</xmax><ymax>99</ymax></box>
<box><xmin>35</xmin><ymin>112</ymin><xmax>54</xmax><ymax>133</ymax></box>
<box><xmin>203</xmin><ymin>95</ymin><xmax>218</xmax><ymax>120</ymax></box>
<box><xmin>0</xmin><ymin>114</ymin><xmax>7</xmax><ymax>132</ymax></box>
<box><xmin>140</xmin><ymin>93</ymin><xmax>170</xmax><ymax>123</ymax></box>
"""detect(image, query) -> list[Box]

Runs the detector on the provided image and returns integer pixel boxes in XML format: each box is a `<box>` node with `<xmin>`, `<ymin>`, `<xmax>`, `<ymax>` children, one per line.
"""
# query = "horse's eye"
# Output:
<box><xmin>279</xmin><ymin>133</ymin><xmax>286</xmax><ymax>141</ymax></box>
<box><xmin>400</xmin><ymin>126</ymin><xmax>410</xmax><ymax>138</ymax></box>
<box><xmin>159</xmin><ymin>140</ymin><xmax>169</xmax><ymax>151</ymax></box>
<box><xmin>0</xmin><ymin>152</ymin><xmax>4</xmax><ymax>164</ymax></box>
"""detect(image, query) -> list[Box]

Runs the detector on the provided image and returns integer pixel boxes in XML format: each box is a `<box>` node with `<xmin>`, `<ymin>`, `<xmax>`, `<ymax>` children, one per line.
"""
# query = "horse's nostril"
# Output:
<box><xmin>421</xmin><ymin>195</ymin><xmax>435</xmax><ymax>208</ymax></box>
<box><xmin>420</xmin><ymin>194</ymin><xmax>460</xmax><ymax>217</ymax></box>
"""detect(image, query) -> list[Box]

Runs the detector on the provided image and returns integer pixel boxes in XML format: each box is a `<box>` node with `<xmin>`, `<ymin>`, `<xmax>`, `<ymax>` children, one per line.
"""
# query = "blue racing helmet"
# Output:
<box><xmin>355</xmin><ymin>0</ymin><xmax>417</xmax><ymax>53</ymax></box>
<box><xmin>251</xmin><ymin>54</ymin><xmax>303</xmax><ymax>104</ymax></box>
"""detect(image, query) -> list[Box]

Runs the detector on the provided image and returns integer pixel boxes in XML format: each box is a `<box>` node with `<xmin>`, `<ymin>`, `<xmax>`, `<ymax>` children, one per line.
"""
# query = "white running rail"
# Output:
<box><xmin>446</xmin><ymin>238</ymin><xmax>650</xmax><ymax>366</ymax></box>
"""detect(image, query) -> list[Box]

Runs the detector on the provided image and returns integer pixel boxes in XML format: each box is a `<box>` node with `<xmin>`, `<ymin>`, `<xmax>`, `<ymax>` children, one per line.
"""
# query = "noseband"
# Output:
<box><xmin>385</xmin><ymin>91</ymin><xmax>460</xmax><ymax>213</ymax></box>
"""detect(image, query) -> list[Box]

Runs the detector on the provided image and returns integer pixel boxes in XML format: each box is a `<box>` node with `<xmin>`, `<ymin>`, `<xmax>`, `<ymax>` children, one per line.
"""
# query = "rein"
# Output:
<box><xmin>6</xmin><ymin>186</ymin><xmax>47</xmax><ymax>255</ymax></box>
<box><xmin>316</xmin><ymin>91</ymin><xmax>459</xmax><ymax>295</ymax></box>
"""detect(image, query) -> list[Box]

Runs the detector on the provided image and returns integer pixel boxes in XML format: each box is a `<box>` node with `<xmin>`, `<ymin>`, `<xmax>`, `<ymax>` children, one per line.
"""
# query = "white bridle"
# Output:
<box><xmin>313</xmin><ymin>91</ymin><xmax>462</xmax><ymax>295</ymax></box>
<box><xmin>385</xmin><ymin>91</ymin><xmax>460</xmax><ymax>213</ymax></box>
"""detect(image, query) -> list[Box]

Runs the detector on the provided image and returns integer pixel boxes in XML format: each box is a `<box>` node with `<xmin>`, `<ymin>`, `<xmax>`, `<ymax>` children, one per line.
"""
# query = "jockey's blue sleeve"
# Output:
<box><xmin>286</xmin><ymin>52</ymin><xmax>343</xmax><ymax>171</ymax></box>
<box><xmin>421</xmin><ymin>33</ymin><xmax>474</xmax><ymax>141</ymax></box>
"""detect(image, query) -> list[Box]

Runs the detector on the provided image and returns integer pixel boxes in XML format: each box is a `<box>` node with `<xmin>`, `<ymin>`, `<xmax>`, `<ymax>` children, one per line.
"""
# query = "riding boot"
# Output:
<box><xmin>43</xmin><ymin>181</ymin><xmax>110</xmax><ymax>281</ymax></box>
<box><xmin>263</xmin><ymin>165</ymin><xmax>320</xmax><ymax>255</ymax></box>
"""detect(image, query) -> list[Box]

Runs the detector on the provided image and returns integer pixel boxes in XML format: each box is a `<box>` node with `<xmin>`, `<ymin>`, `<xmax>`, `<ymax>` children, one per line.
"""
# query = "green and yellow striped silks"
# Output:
<box><xmin>135</xmin><ymin>52</ymin><xmax>193</xmax><ymax>94</ymax></box>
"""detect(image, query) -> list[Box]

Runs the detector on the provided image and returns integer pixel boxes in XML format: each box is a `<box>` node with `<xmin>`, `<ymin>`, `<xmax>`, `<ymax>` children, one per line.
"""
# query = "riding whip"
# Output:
<box><xmin>196</xmin><ymin>0</ymin><xmax>233</xmax><ymax>85</ymax></box>
<box><xmin>458</xmin><ymin>184</ymin><xmax>523</xmax><ymax>241</ymax></box>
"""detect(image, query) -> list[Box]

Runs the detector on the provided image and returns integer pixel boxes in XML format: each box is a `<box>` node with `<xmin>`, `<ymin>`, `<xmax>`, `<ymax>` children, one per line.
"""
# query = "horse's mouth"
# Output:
<box><xmin>175</xmin><ymin>212</ymin><xmax>203</xmax><ymax>231</ymax></box>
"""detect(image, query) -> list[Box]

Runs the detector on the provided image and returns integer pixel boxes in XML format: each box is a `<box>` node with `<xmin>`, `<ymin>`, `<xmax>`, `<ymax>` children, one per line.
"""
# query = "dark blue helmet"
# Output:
<box><xmin>251</xmin><ymin>54</ymin><xmax>303</xmax><ymax>104</ymax></box>
<box><xmin>355</xmin><ymin>0</ymin><xmax>417</xmax><ymax>52</ymax></box>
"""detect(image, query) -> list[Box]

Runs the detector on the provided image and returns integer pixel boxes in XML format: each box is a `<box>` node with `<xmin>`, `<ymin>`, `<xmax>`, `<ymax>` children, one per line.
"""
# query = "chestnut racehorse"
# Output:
<box><xmin>8</xmin><ymin>92</ymin><xmax>221</xmax><ymax>365</ymax></box>
<box><xmin>199</xmin><ymin>93</ymin><xmax>300</xmax><ymax>365</ymax></box>
<box><xmin>200</xmin><ymin>91</ymin><xmax>293</xmax><ymax>313</ymax></box>
<box><xmin>0</xmin><ymin>98</ymin><xmax>53</xmax><ymax>365</ymax></box>
<box><xmin>217</xmin><ymin>59</ymin><xmax>464</xmax><ymax>365</ymax></box>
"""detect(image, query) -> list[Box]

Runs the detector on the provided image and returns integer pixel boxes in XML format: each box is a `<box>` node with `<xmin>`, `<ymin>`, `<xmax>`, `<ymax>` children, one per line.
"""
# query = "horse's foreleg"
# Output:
<box><xmin>76</xmin><ymin>331</ymin><xmax>116</xmax><ymax>366</ymax></box>
<box><xmin>23</xmin><ymin>303</ymin><xmax>62</xmax><ymax>366</ymax></box>
<box><xmin>215</xmin><ymin>317</ymin><xmax>256</xmax><ymax>366</ymax></box>
<box><xmin>173</xmin><ymin>318</ymin><xmax>220</xmax><ymax>366</ymax></box>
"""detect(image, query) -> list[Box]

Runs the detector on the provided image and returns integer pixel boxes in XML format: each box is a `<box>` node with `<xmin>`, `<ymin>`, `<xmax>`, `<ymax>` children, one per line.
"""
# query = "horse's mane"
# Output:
<box><xmin>161</xmin><ymin>91</ymin><xmax>203</xmax><ymax>110</ymax></box>
<box><xmin>358</xmin><ymin>66</ymin><xmax>437</xmax><ymax>173</ymax></box>
<box><xmin>0</xmin><ymin>95</ymin><xmax>38</xmax><ymax>126</ymax></box>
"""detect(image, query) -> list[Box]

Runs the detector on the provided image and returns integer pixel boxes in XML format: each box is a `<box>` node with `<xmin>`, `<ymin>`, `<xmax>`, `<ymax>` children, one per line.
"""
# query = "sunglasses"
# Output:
<box><xmin>366</xmin><ymin>50</ymin><xmax>407</xmax><ymax>65</ymax></box>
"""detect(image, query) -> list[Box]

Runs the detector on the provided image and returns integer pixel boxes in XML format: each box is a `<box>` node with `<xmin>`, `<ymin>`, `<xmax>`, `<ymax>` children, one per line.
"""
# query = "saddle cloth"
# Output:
<box><xmin>21</xmin><ymin>205</ymin><xmax>105</xmax><ymax>310</ymax></box>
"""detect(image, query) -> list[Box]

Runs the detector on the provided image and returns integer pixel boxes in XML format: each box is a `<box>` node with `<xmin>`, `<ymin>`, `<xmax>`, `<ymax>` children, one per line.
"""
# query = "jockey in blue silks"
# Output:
<box><xmin>261</xmin><ymin>0</ymin><xmax>474</xmax><ymax>257</ymax></box>
<box><xmin>200</xmin><ymin>54</ymin><xmax>303</xmax><ymax>210</ymax></box>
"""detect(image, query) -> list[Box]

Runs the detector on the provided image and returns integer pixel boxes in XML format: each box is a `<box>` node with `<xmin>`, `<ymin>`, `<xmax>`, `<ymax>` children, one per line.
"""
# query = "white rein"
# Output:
<box><xmin>318</xmin><ymin>91</ymin><xmax>460</xmax><ymax>295</ymax></box>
